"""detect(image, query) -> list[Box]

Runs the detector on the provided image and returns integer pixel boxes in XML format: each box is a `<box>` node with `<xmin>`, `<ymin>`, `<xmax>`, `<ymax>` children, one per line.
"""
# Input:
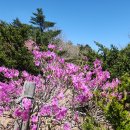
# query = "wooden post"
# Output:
<box><xmin>14</xmin><ymin>81</ymin><xmax>36</xmax><ymax>130</ymax></box>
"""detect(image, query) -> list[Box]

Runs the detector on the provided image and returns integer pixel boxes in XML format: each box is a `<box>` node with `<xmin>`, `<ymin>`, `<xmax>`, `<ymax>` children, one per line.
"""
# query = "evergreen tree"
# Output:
<box><xmin>12</xmin><ymin>18</ymin><xmax>23</xmax><ymax>27</ymax></box>
<box><xmin>30</xmin><ymin>8</ymin><xmax>45</xmax><ymax>32</ymax></box>
<box><xmin>30</xmin><ymin>8</ymin><xmax>61</xmax><ymax>45</ymax></box>
<box><xmin>30</xmin><ymin>8</ymin><xmax>56</xmax><ymax>32</ymax></box>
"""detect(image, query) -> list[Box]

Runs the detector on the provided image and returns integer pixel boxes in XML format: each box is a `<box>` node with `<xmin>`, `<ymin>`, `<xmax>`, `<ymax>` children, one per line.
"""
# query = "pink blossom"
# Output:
<box><xmin>59</xmin><ymin>47</ymin><xmax>63</xmax><ymax>51</ymax></box>
<box><xmin>93</xmin><ymin>59</ymin><xmax>102</xmax><ymax>68</ymax></box>
<box><xmin>57</xmin><ymin>92</ymin><xmax>64</xmax><ymax>100</ymax></box>
<box><xmin>21</xmin><ymin>110</ymin><xmax>29</xmax><ymax>121</ymax></box>
<box><xmin>0</xmin><ymin>67</ymin><xmax>7</xmax><ymax>73</ymax></box>
<box><xmin>33</xmin><ymin>50</ymin><xmax>42</xmax><ymax>59</ymax></box>
<box><xmin>22</xmin><ymin>98</ymin><xmax>32</xmax><ymax>110</ymax></box>
<box><xmin>85</xmin><ymin>71</ymin><xmax>92</xmax><ymax>81</ymax></box>
<box><xmin>0</xmin><ymin>67</ymin><xmax>4</xmax><ymax>72</ymax></box>
<box><xmin>52</xmin><ymin>98</ymin><xmax>58</xmax><ymax>106</ymax></box>
<box><xmin>0</xmin><ymin>43</ymin><xmax>120</xmax><ymax>129</ymax></box>
<box><xmin>34</xmin><ymin>60</ymin><xmax>40</xmax><ymax>66</ymax></box>
<box><xmin>74</xmin><ymin>111</ymin><xmax>79</xmax><ymax>122</ymax></box>
<box><xmin>101</xmin><ymin>92</ymin><xmax>107</xmax><ymax>97</ymax></box>
<box><xmin>40</xmin><ymin>105</ymin><xmax>51</xmax><ymax>116</ymax></box>
<box><xmin>117</xmin><ymin>93</ymin><xmax>123</xmax><ymax>100</ymax></box>
<box><xmin>66</xmin><ymin>63</ymin><xmax>79</xmax><ymax>74</ymax></box>
<box><xmin>55</xmin><ymin>107</ymin><xmax>67</xmax><ymax>120</ymax></box>
<box><xmin>14</xmin><ymin>107</ymin><xmax>22</xmax><ymax>117</ymax></box>
<box><xmin>31</xmin><ymin>115</ymin><xmax>38</xmax><ymax>123</ymax></box>
<box><xmin>48</xmin><ymin>44</ymin><xmax>56</xmax><ymax>49</ymax></box>
<box><xmin>83</xmin><ymin>65</ymin><xmax>89</xmax><ymax>71</ymax></box>
<box><xmin>25</xmin><ymin>39</ymin><xmax>37</xmax><ymax>51</ymax></box>
<box><xmin>22</xmin><ymin>71</ymin><xmax>29</xmax><ymax>78</ymax></box>
<box><xmin>31</xmin><ymin>124</ymin><xmax>37</xmax><ymax>130</ymax></box>
<box><xmin>14</xmin><ymin>70</ymin><xmax>19</xmax><ymax>77</ymax></box>
<box><xmin>63</xmin><ymin>122</ymin><xmax>71</xmax><ymax>130</ymax></box>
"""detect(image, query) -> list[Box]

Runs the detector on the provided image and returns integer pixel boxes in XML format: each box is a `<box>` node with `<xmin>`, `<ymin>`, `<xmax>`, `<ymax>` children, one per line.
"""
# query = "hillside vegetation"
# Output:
<box><xmin>0</xmin><ymin>8</ymin><xmax>130</xmax><ymax>130</ymax></box>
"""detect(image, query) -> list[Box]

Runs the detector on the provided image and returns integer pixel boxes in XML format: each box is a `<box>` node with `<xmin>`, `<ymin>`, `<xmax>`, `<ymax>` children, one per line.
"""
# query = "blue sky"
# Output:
<box><xmin>0</xmin><ymin>0</ymin><xmax>130</xmax><ymax>50</ymax></box>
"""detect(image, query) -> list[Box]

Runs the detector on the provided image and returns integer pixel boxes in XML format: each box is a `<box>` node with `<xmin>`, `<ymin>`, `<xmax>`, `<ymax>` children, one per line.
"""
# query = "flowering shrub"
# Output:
<box><xmin>0</xmin><ymin>43</ymin><xmax>120</xmax><ymax>129</ymax></box>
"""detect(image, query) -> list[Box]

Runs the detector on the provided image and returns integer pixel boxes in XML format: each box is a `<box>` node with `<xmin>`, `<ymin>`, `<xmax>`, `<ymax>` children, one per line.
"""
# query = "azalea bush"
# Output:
<box><xmin>0</xmin><ymin>43</ymin><xmax>120</xmax><ymax>130</ymax></box>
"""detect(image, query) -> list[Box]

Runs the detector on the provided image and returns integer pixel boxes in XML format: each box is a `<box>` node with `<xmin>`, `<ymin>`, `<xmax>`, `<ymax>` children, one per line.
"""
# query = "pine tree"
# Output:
<box><xmin>30</xmin><ymin>8</ymin><xmax>45</xmax><ymax>32</ymax></box>
<box><xmin>12</xmin><ymin>18</ymin><xmax>23</xmax><ymax>27</ymax></box>
<box><xmin>30</xmin><ymin>8</ymin><xmax>61</xmax><ymax>45</ymax></box>
<box><xmin>30</xmin><ymin>8</ymin><xmax>56</xmax><ymax>32</ymax></box>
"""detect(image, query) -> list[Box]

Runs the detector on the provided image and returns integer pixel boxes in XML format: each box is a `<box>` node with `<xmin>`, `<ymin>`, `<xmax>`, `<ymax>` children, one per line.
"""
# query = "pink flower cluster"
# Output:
<box><xmin>0</xmin><ymin>67</ymin><xmax>19</xmax><ymax>78</ymax></box>
<box><xmin>0</xmin><ymin>43</ymin><xmax>120</xmax><ymax>129</ymax></box>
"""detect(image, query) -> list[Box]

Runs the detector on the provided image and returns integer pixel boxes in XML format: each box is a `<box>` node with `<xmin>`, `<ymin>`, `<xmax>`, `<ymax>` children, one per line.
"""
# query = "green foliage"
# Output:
<box><xmin>94</xmin><ymin>42</ymin><xmax>130</xmax><ymax>79</ymax></box>
<box><xmin>79</xmin><ymin>44</ymin><xmax>99</xmax><ymax>62</ymax></box>
<box><xmin>117</xmin><ymin>73</ymin><xmax>130</xmax><ymax>112</ymax></box>
<box><xmin>0</xmin><ymin>42</ymin><xmax>40</xmax><ymax>74</ymax></box>
<box><xmin>105</xmin><ymin>99</ymin><xmax>130</xmax><ymax>130</ymax></box>
<box><xmin>82</xmin><ymin>116</ymin><xmax>102</xmax><ymax>130</ymax></box>
<box><xmin>0</xmin><ymin>20</ymin><xmax>32</xmax><ymax>44</ymax></box>
<box><xmin>119</xmin><ymin>73</ymin><xmax>130</xmax><ymax>92</ymax></box>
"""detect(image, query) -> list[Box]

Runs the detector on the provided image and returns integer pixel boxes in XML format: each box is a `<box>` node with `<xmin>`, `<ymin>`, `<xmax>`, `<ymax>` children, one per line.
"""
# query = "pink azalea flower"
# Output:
<box><xmin>52</xmin><ymin>98</ymin><xmax>58</xmax><ymax>106</ymax></box>
<box><xmin>74</xmin><ymin>111</ymin><xmax>79</xmax><ymax>122</ymax></box>
<box><xmin>14</xmin><ymin>107</ymin><xmax>22</xmax><ymax>117</ymax></box>
<box><xmin>63</xmin><ymin>122</ymin><xmax>71</xmax><ymax>130</ymax></box>
<box><xmin>55</xmin><ymin>107</ymin><xmax>67</xmax><ymax>120</ymax></box>
<box><xmin>57</xmin><ymin>92</ymin><xmax>64</xmax><ymax>100</ymax></box>
<box><xmin>22</xmin><ymin>71</ymin><xmax>29</xmax><ymax>78</ymax></box>
<box><xmin>40</xmin><ymin>105</ymin><xmax>51</xmax><ymax>116</ymax></box>
<box><xmin>48</xmin><ymin>44</ymin><xmax>56</xmax><ymax>49</ymax></box>
<box><xmin>35</xmin><ymin>60</ymin><xmax>40</xmax><ymax>66</ymax></box>
<box><xmin>21</xmin><ymin>110</ymin><xmax>29</xmax><ymax>121</ymax></box>
<box><xmin>31</xmin><ymin>124</ymin><xmax>37</xmax><ymax>130</ymax></box>
<box><xmin>31</xmin><ymin>115</ymin><xmax>38</xmax><ymax>123</ymax></box>
<box><xmin>22</xmin><ymin>98</ymin><xmax>32</xmax><ymax>110</ymax></box>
